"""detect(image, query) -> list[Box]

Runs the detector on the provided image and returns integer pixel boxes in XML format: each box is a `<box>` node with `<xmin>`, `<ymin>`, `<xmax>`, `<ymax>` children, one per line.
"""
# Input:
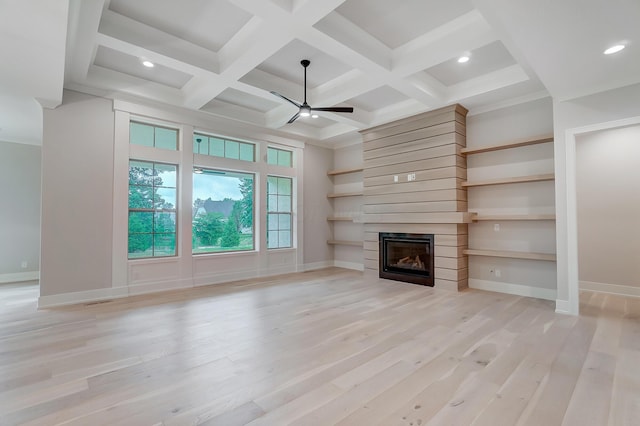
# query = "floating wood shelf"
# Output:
<box><xmin>327</xmin><ymin>191</ymin><xmax>364</xmax><ymax>198</ymax></box>
<box><xmin>461</xmin><ymin>136</ymin><xmax>554</xmax><ymax>155</ymax></box>
<box><xmin>464</xmin><ymin>249</ymin><xmax>556</xmax><ymax>262</ymax></box>
<box><xmin>327</xmin><ymin>217</ymin><xmax>353</xmax><ymax>222</ymax></box>
<box><xmin>327</xmin><ymin>240</ymin><xmax>363</xmax><ymax>247</ymax></box>
<box><xmin>462</xmin><ymin>174</ymin><xmax>554</xmax><ymax>187</ymax></box>
<box><xmin>327</xmin><ymin>167</ymin><xmax>364</xmax><ymax>176</ymax></box>
<box><xmin>471</xmin><ymin>214</ymin><xmax>556</xmax><ymax>221</ymax></box>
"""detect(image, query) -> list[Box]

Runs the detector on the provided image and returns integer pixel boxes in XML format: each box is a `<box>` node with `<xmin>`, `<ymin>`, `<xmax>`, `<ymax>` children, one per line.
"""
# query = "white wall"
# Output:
<box><xmin>0</xmin><ymin>140</ymin><xmax>41</xmax><ymax>283</ymax></box>
<box><xmin>466</xmin><ymin>97</ymin><xmax>556</xmax><ymax>300</ymax></box>
<box><xmin>303</xmin><ymin>143</ymin><xmax>334</xmax><ymax>267</ymax></box>
<box><xmin>39</xmin><ymin>90</ymin><xmax>328</xmax><ymax>306</ymax></box>
<box><xmin>576</xmin><ymin>124</ymin><xmax>640</xmax><ymax>294</ymax></box>
<box><xmin>40</xmin><ymin>91</ymin><xmax>114</xmax><ymax>296</ymax></box>
<box><xmin>554</xmin><ymin>82</ymin><xmax>640</xmax><ymax>313</ymax></box>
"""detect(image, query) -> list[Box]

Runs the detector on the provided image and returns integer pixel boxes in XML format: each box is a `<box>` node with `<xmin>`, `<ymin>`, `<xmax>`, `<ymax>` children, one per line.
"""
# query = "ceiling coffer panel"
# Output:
<box><xmin>108</xmin><ymin>0</ymin><xmax>252</xmax><ymax>52</ymax></box>
<box><xmin>93</xmin><ymin>46</ymin><xmax>193</xmax><ymax>89</ymax></box>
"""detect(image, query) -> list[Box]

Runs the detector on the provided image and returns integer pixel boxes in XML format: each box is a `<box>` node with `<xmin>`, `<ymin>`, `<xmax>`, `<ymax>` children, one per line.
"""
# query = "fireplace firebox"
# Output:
<box><xmin>379</xmin><ymin>232</ymin><xmax>434</xmax><ymax>286</ymax></box>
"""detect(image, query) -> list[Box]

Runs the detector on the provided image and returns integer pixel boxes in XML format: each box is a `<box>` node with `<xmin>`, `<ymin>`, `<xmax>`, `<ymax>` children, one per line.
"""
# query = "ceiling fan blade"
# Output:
<box><xmin>287</xmin><ymin>112</ymin><xmax>301</xmax><ymax>124</ymax></box>
<box><xmin>270</xmin><ymin>91</ymin><xmax>301</xmax><ymax>108</ymax></box>
<box><xmin>310</xmin><ymin>107</ymin><xmax>354</xmax><ymax>113</ymax></box>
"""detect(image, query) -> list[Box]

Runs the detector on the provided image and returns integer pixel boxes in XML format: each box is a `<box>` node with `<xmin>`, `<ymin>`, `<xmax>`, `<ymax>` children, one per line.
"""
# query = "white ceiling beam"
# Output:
<box><xmin>65</xmin><ymin>0</ymin><xmax>105</xmax><ymax>86</ymax></box>
<box><xmin>291</xmin><ymin>0</ymin><xmax>348</xmax><ymax>24</ymax></box>
<box><xmin>319</xmin><ymin>109</ymin><xmax>371</xmax><ymax>129</ymax></box>
<box><xmin>370</xmin><ymin>99</ymin><xmax>428</xmax><ymax>127</ymax></box>
<box><xmin>99</xmin><ymin>10</ymin><xmax>220</xmax><ymax>73</ymax></box>
<box><xmin>310</xmin><ymin>11</ymin><xmax>391</xmax><ymax>70</ymax></box>
<box><xmin>446</xmin><ymin>64</ymin><xmax>530</xmax><ymax>102</ymax></box>
<box><xmin>83</xmin><ymin>65</ymin><xmax>184</xmax><ymax>105</ymax></box>
<box><xmin>217</xmin><ymin>16</ymin><xmax>291</xmax><ymax>76</ymax></box>
<box><xmin>265</xmin><ymin>104</ymin><xmax>299</xmax><ymax>128</ymax></box>
<box><xmin>392</xmin><ymin>10</ymin><xmax>497</xmax><ymax>77</ymax></box>
<box><xmin>309</xmin><ymin>69</ymin><xmax>378</xmax><ymax>107</ymax></box>
<box><xmin>317</xmin><ymin>122</ymin><xmax>359</xmax><ymax>140</ymax></box>
<box><xmin>403</xmin><ymin>72</ymin><xmax>447</xmax><ymax>101</ymax></box>
<box><xmin>95</xmin><ymin>34</ymin><xmax>203</xmax><ymax>79</ymax></box>
<box><xmin>199</xmin><ymin>102</ymin><xmax>266</xmax><ymax>127</ymax></box>
<box><xmin>181</xmin><ymin>77</ymin><xmax>232</xmax><ymax>110</ymax></box>
<box><xmin>239</xmin><ymin>68</ymin><xmax>305</xmax><ymax>102</ymax></box>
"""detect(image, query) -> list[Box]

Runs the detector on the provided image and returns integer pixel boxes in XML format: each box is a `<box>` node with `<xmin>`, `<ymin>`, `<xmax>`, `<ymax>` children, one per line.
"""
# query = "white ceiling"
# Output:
<box><xmin>1</xmin><ymin>0</ymin><xmax>639</xmax><ymax>147</ymax></box>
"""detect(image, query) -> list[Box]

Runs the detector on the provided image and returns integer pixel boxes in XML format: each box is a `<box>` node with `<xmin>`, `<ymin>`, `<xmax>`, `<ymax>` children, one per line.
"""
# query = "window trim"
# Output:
<box><xmin>193</xmin><ymin>132</ymin><xmax>256</xmax><ymax>162</ymax></box>
<box><xmin>267</xmin><ymin>146</ymin><xmax>293</xmax><ymax>168</ymax></box>
<box><xmin>266</xmin><ymin>175</ymin><xmax>293</xmax><ymax>249</ymax></box>
<box><xmin>130</xmin><ymin>121</ymin><xmax>179</xmax><ymax>150</ymax></box>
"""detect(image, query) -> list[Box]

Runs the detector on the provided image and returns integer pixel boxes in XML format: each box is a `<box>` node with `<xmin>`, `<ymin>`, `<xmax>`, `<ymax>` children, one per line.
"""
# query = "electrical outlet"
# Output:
<box><xmin>407</xmin><ymin>173</ymin><xmax>416</xmax><ymax>181</ymax></box>
<box><xmin>495</xmin><ymin>269</ymin><xmax>501</xmax><ymax>278</ymax></box>
<box><xmin>393</xmin><ymin>175</ymin><xmax>398</xmax><ymax>182</ymax></box>
<box><xmin>21</xmin><ymin>261</ymin><xmax>28</xmax><ymax>269</ymax></box>
<box><xmin>494</xmin><ymin>223</ymin><xmax>500</xmax><ymax>232</ymax></box>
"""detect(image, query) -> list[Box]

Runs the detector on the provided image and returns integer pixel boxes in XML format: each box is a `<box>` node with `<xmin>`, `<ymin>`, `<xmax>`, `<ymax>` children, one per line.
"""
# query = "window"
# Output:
<box><xmin>267</xmin><ymin>176</ymin><xmax>292</xmax><ymax>249</ymax></box>
<box><xmin>130</xmin><ymin>122</ymin><xmax>178</xmax><ymax>150</ymax></box>
<box><xmin>267</xmin><ymin>147</ymin><xmax>292</xmax><ymax>167</ymax></box>
<box><xmin>192</xmin><ymin>169</ymin><xmax>254</xmax><ymax>253</ymax></box>
<box><xmin>128</xmin><ymin>161</ymin><xmax>177</xmax><ymax>258</ymax></box>
<box><xmin>193</xmin><ymin>133</ymin><xmax>255</xmax><ymax>162</ymax></box>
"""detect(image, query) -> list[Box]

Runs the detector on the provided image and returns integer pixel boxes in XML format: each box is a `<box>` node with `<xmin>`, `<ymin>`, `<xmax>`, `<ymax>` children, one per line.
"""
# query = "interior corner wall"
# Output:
<box><xmin>302</xmin><ymin>143</ymin><xmax>334</xmax><ymax>267</ymax></box>
<box><xmin>0</xmin><ymin>141</ymin><xmax>41</xmax><ymax>282</ymax></box>
<box><xmin>40</xmin><ymin>91</ymin><xmax>115</xmax><ymax>296</ymax></box>
<box><xmin>576</xmin><ymin>125</ymin><xmax>640</xmax><ymax>292</ymax></box>
<box><xmin>466</xmin><ymin>98</ymin><xmax>556</xmax><ymax>297</ymax></box>
<box><xmin>554</xmin><ymin>82</ymin><xmax>640</xmax><ymax>311</ymax></box>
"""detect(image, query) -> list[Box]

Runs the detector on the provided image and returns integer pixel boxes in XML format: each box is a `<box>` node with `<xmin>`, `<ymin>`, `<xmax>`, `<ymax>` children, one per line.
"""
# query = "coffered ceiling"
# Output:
<box><xmin>1</xmin><ymin>0</ymin><xmax>639</xmax><ymax>146</ymax></box>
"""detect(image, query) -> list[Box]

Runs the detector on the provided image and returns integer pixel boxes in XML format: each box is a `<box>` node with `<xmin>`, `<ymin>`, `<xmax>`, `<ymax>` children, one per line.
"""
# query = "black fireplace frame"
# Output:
<box><xmin>379</xmin><ymin>232</ymin><xmax>434</xmax><ymax>286</ymax></box>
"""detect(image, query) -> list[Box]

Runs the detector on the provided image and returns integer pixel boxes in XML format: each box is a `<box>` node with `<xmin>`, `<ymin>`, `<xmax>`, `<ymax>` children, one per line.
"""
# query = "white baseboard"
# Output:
<box><xmin>301</xmin><ymin>261</ymin><xmax>334</xmax><ymax>272</ymax></box>
<box><xmin>128</xmin><ymin>277</ymin><xmax>194</xmax><ymax>296</ymax></box>
<box><xmin>469</xmin><ymin>279</ymin><xmax>557</xmax><ymax>301</ymax></box>
<box><xmin>580</xmin><ymin>280</ymin><xmax>640</xmax><ymax>298</ymax></box>
<box><xmin>39</xmin><ymin>286</ymin><xmax>129</xmax><ymax>308</ymax></box>
<box><xmin>0</xmin><ymin>271</ymin><xmax>39</xmax><ymax>284</ymax></box>
<box><xmin>38</xmin><ymin>261</ymin><xmax>358</xmax><ymax>308</ymax></box>
<box><xmin>334</xmin><ymin>261</ymin><xmax>364</xmax><ymax>271</ymax></box>
<box><xmin>555</xmin><ymin>299</ymin><xmax>572</xmax><ymax>315</ymax></box>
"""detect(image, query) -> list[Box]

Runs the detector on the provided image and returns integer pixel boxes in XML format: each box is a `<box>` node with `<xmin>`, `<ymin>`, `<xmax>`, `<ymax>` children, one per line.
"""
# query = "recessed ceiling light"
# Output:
<box><xmin>457</xmin><ymin>56</ymin><xmax>470</xmax><ymax>63</ymax></box>
<box><xmin>142</xmin><ymin>60</ymin><xmax>155</xmax><ymax>68</ymax></box>
<box><xmin>604</xmin><ymin>44</ymin><xmax>625</xmax><ymax>55</ymax></box>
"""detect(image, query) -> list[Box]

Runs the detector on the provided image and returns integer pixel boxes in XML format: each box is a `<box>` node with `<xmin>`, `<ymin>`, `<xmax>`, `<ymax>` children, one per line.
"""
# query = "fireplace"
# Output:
<box><xmin>379</xmin><ymin>233</ymin><xmax>434</xmax><ymax>286</ymax></box>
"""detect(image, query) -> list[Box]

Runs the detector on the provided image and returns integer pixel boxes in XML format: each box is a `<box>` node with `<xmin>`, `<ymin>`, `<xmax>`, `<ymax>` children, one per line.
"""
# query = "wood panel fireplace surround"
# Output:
<box><xmin>360</xmin><ymin>104</ymin><xmax>470</xmax><ymax>291</ymax></box>
<box><xmin>379</xmin><ymin>233</ymin><xmax>434</xmax><ymax>286</ymax></box>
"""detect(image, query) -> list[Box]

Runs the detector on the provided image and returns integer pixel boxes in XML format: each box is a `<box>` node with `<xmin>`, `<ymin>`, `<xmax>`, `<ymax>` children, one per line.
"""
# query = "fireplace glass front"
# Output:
<box><xmin>379</xmin><ymin>232</ymin><xmax>434</xmax><ymax>286</ymax></box>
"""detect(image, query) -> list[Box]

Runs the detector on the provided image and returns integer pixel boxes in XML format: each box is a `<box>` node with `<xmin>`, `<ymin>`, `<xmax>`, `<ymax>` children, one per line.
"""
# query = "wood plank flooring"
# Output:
<box><xmin>0</xmin><ymin>269</ymin><xmax>638</xmax><ymax>425</ymax></box>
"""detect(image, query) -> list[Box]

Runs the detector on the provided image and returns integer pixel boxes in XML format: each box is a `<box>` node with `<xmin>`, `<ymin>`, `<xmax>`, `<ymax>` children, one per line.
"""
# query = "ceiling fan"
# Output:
<box><xmin>270</xmin><ymin>59</ymin><xmax>354</xmax><ymax>124</ymax></box>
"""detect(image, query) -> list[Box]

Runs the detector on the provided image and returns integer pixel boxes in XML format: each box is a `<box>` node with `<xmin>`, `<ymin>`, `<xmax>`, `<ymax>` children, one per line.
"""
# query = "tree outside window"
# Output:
<box><xmin>192</xmin><ymin>170</ymin><xmax>254</xmax><ymax>253</ymax></box>
<box><xmin>128</xmin><ymin>161</ymin><xmax>177</xmax><ymax>258</ymax></box>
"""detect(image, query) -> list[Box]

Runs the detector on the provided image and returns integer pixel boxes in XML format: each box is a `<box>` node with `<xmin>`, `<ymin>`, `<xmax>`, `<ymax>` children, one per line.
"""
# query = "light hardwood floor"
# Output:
<box><xmin>0</xmin><ymin>269</ymin><xmax>638</xmax><ymax>425</ymax></box>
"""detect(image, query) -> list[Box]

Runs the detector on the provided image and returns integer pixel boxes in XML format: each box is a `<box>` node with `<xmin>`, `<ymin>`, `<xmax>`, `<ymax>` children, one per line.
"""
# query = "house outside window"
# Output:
<box><xmin>192</xmin><ymin>169</ymin><xmax>254</xmax><ymax>253</ymax></box>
